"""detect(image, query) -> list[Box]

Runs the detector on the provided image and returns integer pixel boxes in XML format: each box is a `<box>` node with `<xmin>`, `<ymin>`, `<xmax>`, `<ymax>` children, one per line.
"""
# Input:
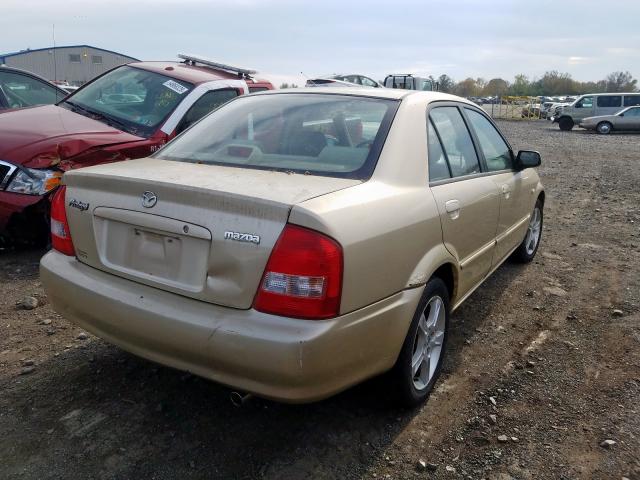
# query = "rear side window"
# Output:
<box><xmin>429</xmin><ymin>107</ymin><xmax>480</xmax><ymax>178</ymax></box>
<box><xmin>157</xmin><ymin>94</ymin><xmax>399</xmax><ymax>179</ymax></box>
<box><xmin>427</xmin><ymin>120</ymin><xmax>451</xmax><ymax>181</ymax></box>
<box><xmin>465</xmin><ymin>109</ymin><xmax>512</xmax><ymax>171</ymax></box>
<box><xmin>177</xmin><ymin>89</ymin><xmax>238</xmax><ymax>133</ymax></box>
<box><xmin>624</xmin><ymin>95</ymin><xmax>640</xmax><ymax>107</ymax></box>
<box><xmin>597</xmin><ymin>96</ymin><xmax>622</xmax><ymax>108</ymax></box>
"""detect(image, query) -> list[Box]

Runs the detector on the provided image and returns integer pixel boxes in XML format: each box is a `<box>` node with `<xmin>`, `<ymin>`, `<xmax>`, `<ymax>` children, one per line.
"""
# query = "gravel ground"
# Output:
<box><xmin>1</xmin><ymin>120</ymin><xmax>639</xmax><ymax>480</ymax></box>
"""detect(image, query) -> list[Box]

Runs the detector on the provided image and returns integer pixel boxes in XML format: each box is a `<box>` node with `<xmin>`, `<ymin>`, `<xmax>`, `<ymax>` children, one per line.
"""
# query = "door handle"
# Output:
<box><xmin>501</xmin><ymin>184</ymin><xmax>512</xmax><ymax>198</ymax></box>
<box><xmin>445</xmin><ymin>199</ymin><xmax>460</xmax><ymax>219</ymax></box>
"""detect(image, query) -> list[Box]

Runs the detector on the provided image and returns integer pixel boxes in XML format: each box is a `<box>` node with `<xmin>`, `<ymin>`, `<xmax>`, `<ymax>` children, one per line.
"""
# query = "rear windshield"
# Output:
<box><xmin>156</xmin><ymin>93</ymin><xmax>399</xmax><ymax>179</ymax></box>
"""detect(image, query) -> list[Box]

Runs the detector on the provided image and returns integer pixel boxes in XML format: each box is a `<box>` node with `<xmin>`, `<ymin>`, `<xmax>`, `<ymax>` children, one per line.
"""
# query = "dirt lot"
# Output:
<box><xmin>1</xmin><ymin>121</ymin><xmax>639</xmax><ymax>480</ymax></box>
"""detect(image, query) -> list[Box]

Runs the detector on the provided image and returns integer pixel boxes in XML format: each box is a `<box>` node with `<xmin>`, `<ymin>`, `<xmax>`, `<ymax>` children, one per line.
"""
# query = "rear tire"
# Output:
<box><xmin>558</xmin><ymin>117</ymin><xmax>574</xmax><ymax>131</ymax></box>
<box><xmin>389</xmin><ymin>277</ymin><xmax>450</xmax><ymax>407</ymax></box>
<box><xmin>512</xmin><ymin>199</ymin><xmax>543</xmax><ymax>263</ymax></box>
<box><xmin>596</xmin><ymin>121</ymin><xmax>612</xmax><ymax>134</ymax></box>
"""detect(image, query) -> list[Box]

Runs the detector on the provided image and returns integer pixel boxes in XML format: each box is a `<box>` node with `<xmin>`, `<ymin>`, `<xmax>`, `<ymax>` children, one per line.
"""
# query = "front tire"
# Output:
<box><xmin>558</xmin><ymin>117</ymin><xmax>574</xmax><ymax>131</ymax></box>
<box><xmin>596</xmin><ymin>121</ymin><xmax>612</xmax><ymax>134</ymax></box>
<box><xmin>512</xmin><ymin>199</ymin><xmax>543</xmax><ymax>263</ymax></box>
<box><xmin>390</xmin><ymin>277</ymin><xmax>450</xmax><ymax>407</ymax></box>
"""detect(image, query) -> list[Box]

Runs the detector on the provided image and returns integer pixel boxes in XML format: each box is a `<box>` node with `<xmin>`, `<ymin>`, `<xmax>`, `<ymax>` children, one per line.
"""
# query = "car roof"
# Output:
<box><xmin>252</xmin><ymin>86</ymin><xmax>468</xmax><ymax>103</ymax></box>
<box><xmin>128</xmin><ymin>61</ymin><xmax>270</xmax><ymax>85</ymax></box>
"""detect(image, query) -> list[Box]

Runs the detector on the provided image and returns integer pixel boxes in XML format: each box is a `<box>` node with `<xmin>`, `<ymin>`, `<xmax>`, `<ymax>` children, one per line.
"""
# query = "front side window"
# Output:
<box><xmin>361</xmin><ymin>77</ymin><xmax>377</xmax><ymax>87</ymax></box>
<box><xmin>575</xmin><ymin>96</ymin><xmax>593</xmax><ymax>108</ymax></box>
<box><xmin>623</xmin><ymin>95</ymin><xmax>640</xmax><ymax>107</ymax></box>
<box><xmin>344</xmin><ymin>75</ymin><xmax>362</xmax><ymax>85</ymax></box>
<box><xmin>624</xmin><ymin>107</ymin><xmax>640</xmax><ymax>117</ymax></box>
<box><xmin>427</xmin><ymin>120</ymin><xmax>451</xmax><ymax>181</ymax></box>
<box><xmin>0</xmin><ymin>70</ymin><xmax>65</xmax><ymax>108</ymax></box>
<box><xmin>61</xmin><ymin>66</ymin><xmax>193</xmax><ymax>137</ymax></box>
<box><xmin>156</xmin><ymin>94</ymin><xmax>398</xmax><ymax>179</ymax></box>
<box><xmin>597</xmin><ymin>96</ymin><xmax>622</xmax><ymax>108</ymax></box>
<box><xmin>465</xmin><ymin>109</ymin><xmax>512</xmax><ymax>171</ymax></box>
<box><xmin>177</xmin><ymin>89</ymin><xmax>238</xmax><ymax>134</ymax></box>
<box><xmin>429</xmin><ymin>107</ymin><xmax>480</xmax><ymax>177</ymax></box>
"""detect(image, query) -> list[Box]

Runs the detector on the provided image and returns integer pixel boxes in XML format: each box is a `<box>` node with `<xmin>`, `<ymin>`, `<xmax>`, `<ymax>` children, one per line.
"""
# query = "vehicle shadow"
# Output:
<box><xmin>0</xmin><ymin>260</ymin><xmax>525</xmax><ymax>480</ymax></box>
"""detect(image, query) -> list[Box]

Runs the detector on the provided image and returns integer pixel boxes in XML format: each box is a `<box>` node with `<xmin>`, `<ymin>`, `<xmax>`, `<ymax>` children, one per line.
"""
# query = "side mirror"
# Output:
<box><xmin>515</xmin><ymin>150</ymin><xmax>541</xmax><ymax>170</ymax></box>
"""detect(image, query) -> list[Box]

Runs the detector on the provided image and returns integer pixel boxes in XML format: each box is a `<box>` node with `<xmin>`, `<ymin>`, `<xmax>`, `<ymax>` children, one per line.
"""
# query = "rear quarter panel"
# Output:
<box><xmin>290</xmin><ymin>94</ymin><xmax>460</xmax><ymax>314</ymax></box>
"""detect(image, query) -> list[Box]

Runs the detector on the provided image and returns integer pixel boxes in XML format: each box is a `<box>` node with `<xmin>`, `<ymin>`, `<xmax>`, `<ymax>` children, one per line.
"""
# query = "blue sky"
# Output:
<box><xmin>3</xmin><ymin>0</ymin><xmax>639</xmax><ymax>86</ymax></box>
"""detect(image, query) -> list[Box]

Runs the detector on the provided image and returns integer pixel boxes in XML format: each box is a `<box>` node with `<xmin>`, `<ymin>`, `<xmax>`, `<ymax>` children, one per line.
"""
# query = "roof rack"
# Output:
<box><xmin>178</xmin><ymin>54</ymin><xmax>257</xmax><ymax>78</ymax></box>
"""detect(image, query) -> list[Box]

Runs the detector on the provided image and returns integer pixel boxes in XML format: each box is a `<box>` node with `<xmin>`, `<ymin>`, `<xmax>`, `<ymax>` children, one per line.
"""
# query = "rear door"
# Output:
<box><xmin>427</xmin><ymin>104</ymin><xmax>500</xmax><ymax>297</ymax></box>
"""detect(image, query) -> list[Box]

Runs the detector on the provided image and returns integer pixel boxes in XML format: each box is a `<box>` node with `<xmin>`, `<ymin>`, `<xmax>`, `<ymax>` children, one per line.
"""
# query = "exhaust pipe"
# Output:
<box><xmin>230</xmin><ymin>391</ymin><xmax>252</xmax><ymax>407</ymax></box>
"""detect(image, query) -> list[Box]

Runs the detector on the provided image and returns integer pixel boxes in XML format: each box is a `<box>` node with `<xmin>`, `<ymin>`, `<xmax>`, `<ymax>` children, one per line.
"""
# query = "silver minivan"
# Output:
<box><xmin>554</xmin><ymin>93</ymin><xmax>640</xmax><ymax>131</ymax></box>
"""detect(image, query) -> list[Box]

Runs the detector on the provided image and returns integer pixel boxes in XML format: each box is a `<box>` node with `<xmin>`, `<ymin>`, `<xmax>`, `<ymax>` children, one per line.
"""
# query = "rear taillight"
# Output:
<box><xmin>50</xmin><ymin>186</ymin><xmax>75</xmax><ymax>256</ymax></box>
<box><xmin>254</xmin><ymin>224</ymin><xmax>343</xmax><ymax>320</ymax></box>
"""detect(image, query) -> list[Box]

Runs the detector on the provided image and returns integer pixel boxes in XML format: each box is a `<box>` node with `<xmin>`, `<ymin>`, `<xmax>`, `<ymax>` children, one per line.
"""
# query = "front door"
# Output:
<box><xmin>616</xmin><ymin>107</ymin><xmax>640</xmax><ymax>131</ymax></box>
<box><xmin>463</xmin><ymin>108</ymin><xmax>534</xmax><ymax>265</ymax></box>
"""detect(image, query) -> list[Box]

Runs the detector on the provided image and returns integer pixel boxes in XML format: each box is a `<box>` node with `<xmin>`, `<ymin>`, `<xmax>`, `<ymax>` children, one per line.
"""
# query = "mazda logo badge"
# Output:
<box><xmin>141</xmin><ymin>191</ymin><xmax>157</xmax><ymax>208</ymax></box>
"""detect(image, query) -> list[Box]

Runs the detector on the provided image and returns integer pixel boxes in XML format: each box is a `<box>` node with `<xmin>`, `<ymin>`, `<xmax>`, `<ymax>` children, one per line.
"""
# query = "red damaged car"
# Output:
<box><xmin>0</xmin><ymin>54</ymin><xmax>273</xmax><ymax>245</ymax></box>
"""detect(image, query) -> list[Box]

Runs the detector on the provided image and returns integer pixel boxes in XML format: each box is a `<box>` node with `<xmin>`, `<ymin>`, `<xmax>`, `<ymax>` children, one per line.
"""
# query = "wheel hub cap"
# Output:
<box><xmin>525</xmin><ymin>206</ymin><xmax>541</xmax><ymax>255</ymax></box>
<box><xmin>411</xmin><ymin>296</ymin><xmax>446</xmax><ymax>391</ymax></box>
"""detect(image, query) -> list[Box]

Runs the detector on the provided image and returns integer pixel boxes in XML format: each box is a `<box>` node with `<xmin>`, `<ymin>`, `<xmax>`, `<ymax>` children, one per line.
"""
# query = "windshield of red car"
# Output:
<box><xmin>60</xmin><ymin>66</ymin><xmax>193</xmax><ymax>137</ymax></box>
<box><xmin>155</xmin><ymin>93</ymin><xmax>399</xmax><ymax>180</ymax></box>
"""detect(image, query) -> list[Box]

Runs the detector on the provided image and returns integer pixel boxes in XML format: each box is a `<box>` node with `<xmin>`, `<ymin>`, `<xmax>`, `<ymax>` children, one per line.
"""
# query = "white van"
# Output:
<box><xmin>554</xmin><ymin>92</ymin><xmax>640</xmax><ymax>130</ymax></box>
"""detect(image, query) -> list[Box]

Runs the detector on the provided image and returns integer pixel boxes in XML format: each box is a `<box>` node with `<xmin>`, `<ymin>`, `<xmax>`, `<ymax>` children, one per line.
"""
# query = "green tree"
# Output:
<box><xmin>437</xmin><ymin>74</ymin><xmax>455</xmax><ymax>93</ymax></box>
<box><xmin>603</xmin><ymin>71</ymin><xmax>638</xmax><ymax>92</ymax></box>
<box><xmin>483</xmin><ymin>78</ymin><xmax>510</xmax><ymax>97</ymax></box>
<box><xmin>534</xmin><ymin>71</ymin><xmax>576</xmax><ymax>95</ymax></box>
<box><xmin>510</xmin><ymin>74</ymin><xmax>530</xmax><ymax>96</ymax></box>
<box><xmin>455</xmin><ymin>77</ymin><xmax>480</xmax><ymax>97</ymax></box>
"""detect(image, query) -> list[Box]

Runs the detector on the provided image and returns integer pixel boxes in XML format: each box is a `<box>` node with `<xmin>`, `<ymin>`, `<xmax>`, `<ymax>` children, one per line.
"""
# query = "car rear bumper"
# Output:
<box><xmin>40</xmin><ymin>251</ymin><xmax>422</xmax><ymax>403</ymax></box>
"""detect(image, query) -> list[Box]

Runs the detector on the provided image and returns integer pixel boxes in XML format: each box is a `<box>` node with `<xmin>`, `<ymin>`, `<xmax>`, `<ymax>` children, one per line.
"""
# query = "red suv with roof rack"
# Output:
<box><xmin>0</xmin><ymin>54</ymin><xmax>273</xmax><ymax>245</ymax></box>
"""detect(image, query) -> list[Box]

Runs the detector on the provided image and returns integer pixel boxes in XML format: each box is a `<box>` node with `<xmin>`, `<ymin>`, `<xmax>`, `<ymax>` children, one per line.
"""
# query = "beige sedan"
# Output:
<box><xmin>579</xmin><ymin>106</ymin><xmax>640</xmax><ymax>134</ymax></box>
<box><xmin>41</xmin><ymin>88</ymin><xmax>544</xmax><ymax>405</ymax></box>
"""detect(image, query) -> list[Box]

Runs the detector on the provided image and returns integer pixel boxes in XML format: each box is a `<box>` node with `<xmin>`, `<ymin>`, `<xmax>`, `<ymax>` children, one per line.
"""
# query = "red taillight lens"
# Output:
<box><xmin>254</xmin><ymin>224</ymin><xmax>343</xmax><ymax>320</ymax></box>
<box><xmin>50</xmin><ymin>186</ymin><xmax>75</xmax><ymax>256</ymax></box>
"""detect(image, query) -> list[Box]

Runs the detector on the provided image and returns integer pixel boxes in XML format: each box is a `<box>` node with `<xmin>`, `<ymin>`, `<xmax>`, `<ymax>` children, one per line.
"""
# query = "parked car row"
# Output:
<box><xmin>552</xmin><ymin>92</ymin><xmax>640</xmax><ymax>132</ymax></box>
<box><xmin>1</xmin><ymin>54</ymin><xmax>546</xmax><ymax>406</ymax></box>
<box><xmin>306</xmin><ymin>73</ymin><xmax>440</xmax><ymax>92</ymax></box>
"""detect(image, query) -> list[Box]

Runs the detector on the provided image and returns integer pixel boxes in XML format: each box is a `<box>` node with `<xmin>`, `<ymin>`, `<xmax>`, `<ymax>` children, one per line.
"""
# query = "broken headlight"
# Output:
<box><xmin>5</xmin><ymin>168</ymin><xmax>62</xmax><ymax>195</ymax></box>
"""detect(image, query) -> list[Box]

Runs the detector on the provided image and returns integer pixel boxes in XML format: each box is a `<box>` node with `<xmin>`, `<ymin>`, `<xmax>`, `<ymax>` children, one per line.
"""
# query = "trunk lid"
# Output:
<box><xmin>63</xmin><ymin>158</ymin><xmax>360</xmax><ymax>309</ymax></box>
